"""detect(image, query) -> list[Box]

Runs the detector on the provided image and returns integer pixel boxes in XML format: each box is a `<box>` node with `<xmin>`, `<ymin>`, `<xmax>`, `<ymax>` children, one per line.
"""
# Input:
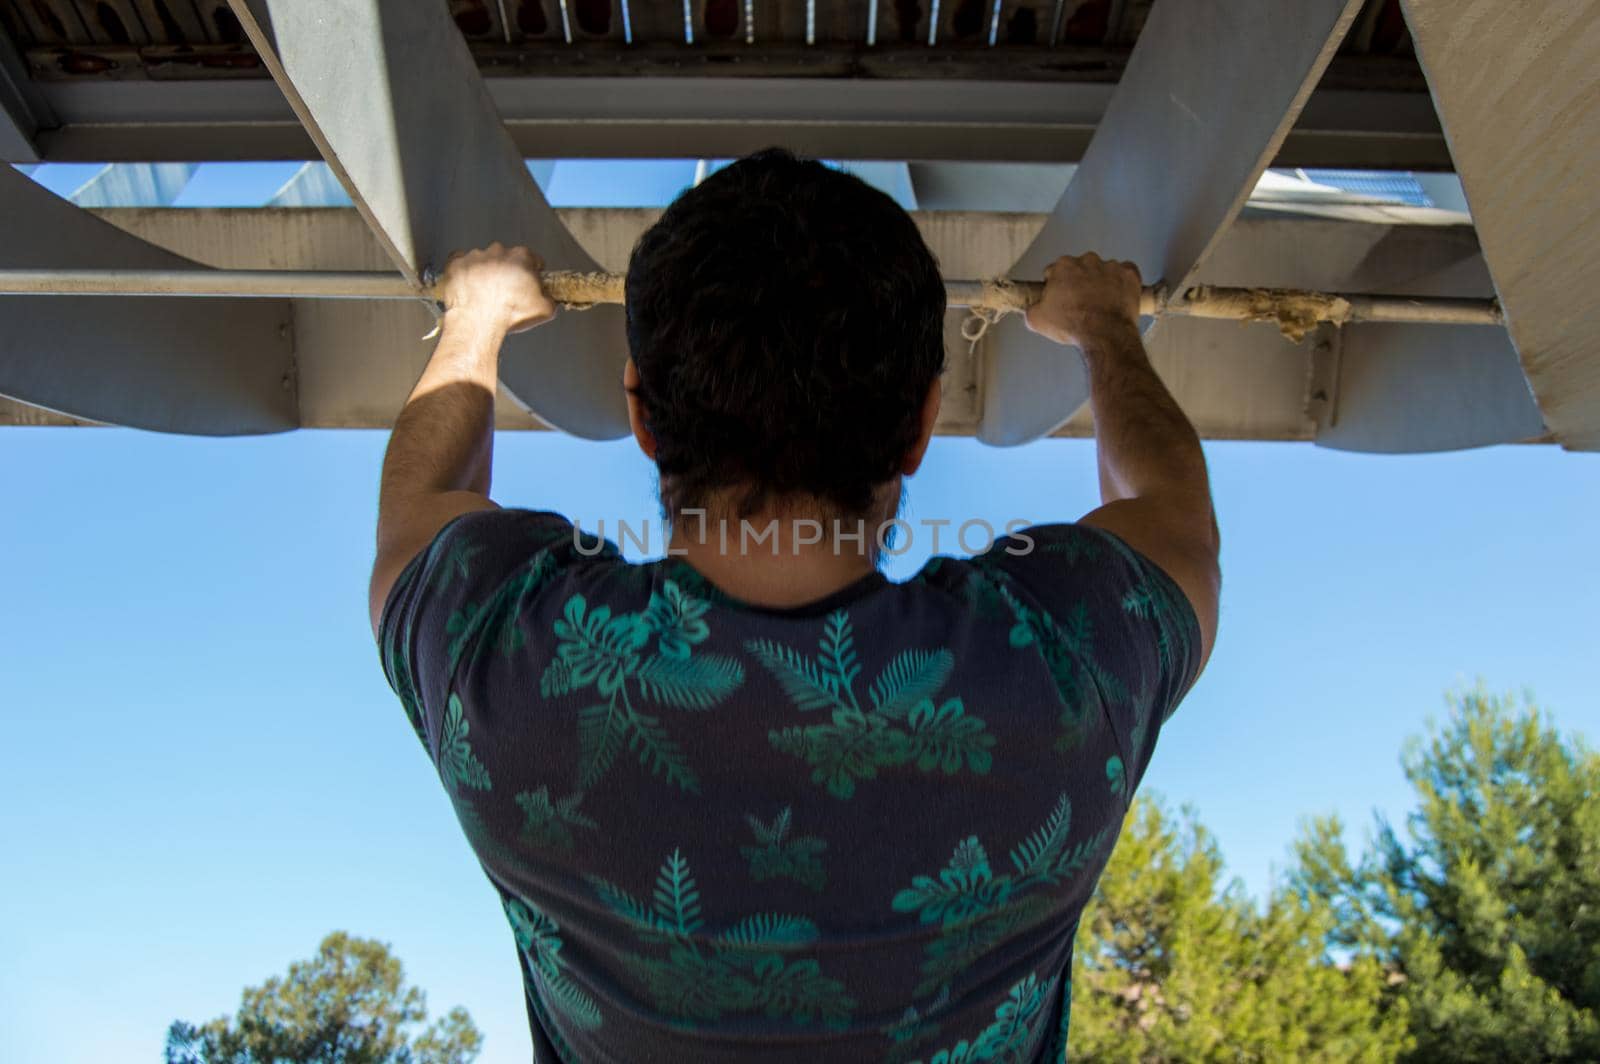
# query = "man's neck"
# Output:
<box><xmin>665</xmin><ymin>503</ymin><xmax>885</xmax><ymax>610</ymax></box>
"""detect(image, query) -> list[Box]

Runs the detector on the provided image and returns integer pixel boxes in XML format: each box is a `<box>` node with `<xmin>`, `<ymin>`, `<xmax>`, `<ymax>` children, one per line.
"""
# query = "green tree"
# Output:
<box><xmin>1295</xmin><ymin>688</ymin><xmax>1600</xmax><ymax>1062</ymax></box>
<box><xmin>1069</xmin><ymin>797</ymin><xmax>1409</xmax><ymax>1062</ymax></box>
<box><xmin>164</xmin><ymin>931</ymin><xmax>483</xmax><ymax>1064</ymax></box>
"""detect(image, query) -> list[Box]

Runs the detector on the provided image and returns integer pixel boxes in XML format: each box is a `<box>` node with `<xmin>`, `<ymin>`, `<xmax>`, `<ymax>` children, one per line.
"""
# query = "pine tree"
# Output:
<box><xmin>1293</xmin><ymin>688</ymin><xmax>1600</xmax><ymax>1062</ymax></box>
<box><xmin>164</xmin><ymin>932</ymin><xmax>482</xmax><ymax>1064</ymax></box>
<box><xmin>1069</xmin><ymin>798</ymin><xmax>1409</xmax><ymax>1062</ymax></box>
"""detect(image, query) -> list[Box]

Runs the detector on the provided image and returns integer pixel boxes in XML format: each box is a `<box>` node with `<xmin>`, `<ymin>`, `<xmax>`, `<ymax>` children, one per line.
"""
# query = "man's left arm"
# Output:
<box><xmin>368</xmin><ymin>243</ymin><xmax>556</xmax><ymax>639</ymax></box>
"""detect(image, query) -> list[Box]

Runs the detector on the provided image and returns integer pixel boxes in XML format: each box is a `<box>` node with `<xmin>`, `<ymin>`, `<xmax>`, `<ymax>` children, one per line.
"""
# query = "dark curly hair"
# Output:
<box><xmin>625</xmin><ymin>149</ymin><xmax>946</xmax><ymax>520</ymax></box>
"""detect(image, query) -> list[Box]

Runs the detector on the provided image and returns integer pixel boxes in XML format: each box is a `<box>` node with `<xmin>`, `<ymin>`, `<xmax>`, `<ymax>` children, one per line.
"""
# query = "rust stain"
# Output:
<box><xmin>56</xmin><ymin>49</ymin><xmax>118</xmax><ymax>74</ymax></box>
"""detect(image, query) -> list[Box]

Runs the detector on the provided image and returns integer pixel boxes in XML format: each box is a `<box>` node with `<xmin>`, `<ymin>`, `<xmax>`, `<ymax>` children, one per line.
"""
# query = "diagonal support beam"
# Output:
<box><xmin>978</xmin><ymin>0</ymin><xmax>1364</xmax><ymax>446</ymax></box>
<box><xmin>230</xmin><ymin>0</ymin><xmax>629</xmax><ymax>439</ymax></box>
<box><xmin>1401</xmin><ymin>0</ymin><xmax>1600</xmax><ymax>451</ymax></box>
<box><xmin>1313</xmin><ymin>322</ymin><xmax>1546</xmax><ymax>452</ymax></box>
<box><xmin>0</xmin><ymin>25</ymin><xmax>47</xmax><ymax>162</ymax></box>
<box><xmin>70</xmin><ymin>163</ymin><xmax>198</xmax><ymax>207</ymax></box>
<box><xmin>0</xmin><ymin>166</ymin><xmax>295</xmax><ymax>435</ymax></box>
<box><xmin>1181</xmin><ymin>207</ymin><xmax>1545</xmax><ymax>453</ymax></box>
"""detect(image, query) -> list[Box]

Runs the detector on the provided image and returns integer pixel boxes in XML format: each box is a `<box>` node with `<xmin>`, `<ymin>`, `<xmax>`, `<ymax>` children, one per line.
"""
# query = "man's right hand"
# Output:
<box><xmin>1033</xmin><ymin>252</ymin><xmax>1218</xmax><ymax>674</ymax></box>
<box><xmin>1024</xmin><ymin>252</ymin><xmax>1142</xmax><ymax>349</ymax></box>
<box><xmin>436</xmin><ymin>242</ymin><xmax>556</xmax><ymax>336</ymax></box>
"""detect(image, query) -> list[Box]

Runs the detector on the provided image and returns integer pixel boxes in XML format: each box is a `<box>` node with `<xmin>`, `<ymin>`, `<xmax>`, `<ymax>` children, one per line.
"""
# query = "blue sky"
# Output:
<box><xmin>2</xmin><ymin>161</ymin><xmax>1597</xmax><ymax>1062</ymax></box>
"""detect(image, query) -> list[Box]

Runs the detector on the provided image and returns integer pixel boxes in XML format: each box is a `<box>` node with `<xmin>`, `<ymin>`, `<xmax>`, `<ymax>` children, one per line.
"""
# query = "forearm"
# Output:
<box><xmin>1080</xmin><ymin>320</ymin><xmax>1212</xmax><ymax>517</ymax></box>
<box><xmin>367</xmin><ymin>242</ymin><xmax>551</xmax><ymax>638</ymax></box>
<box><xmin>379</xmin><ymin>312</ymin><xmax>507</xmax><ymax>512</ymax></box>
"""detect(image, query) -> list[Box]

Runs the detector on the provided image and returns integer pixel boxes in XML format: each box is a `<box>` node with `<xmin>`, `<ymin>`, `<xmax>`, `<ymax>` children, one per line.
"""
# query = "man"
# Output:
<box><xmin>372</xmin><ymin>150</ymin><xmax>1219</xmax><ymax>1062</ymax></box>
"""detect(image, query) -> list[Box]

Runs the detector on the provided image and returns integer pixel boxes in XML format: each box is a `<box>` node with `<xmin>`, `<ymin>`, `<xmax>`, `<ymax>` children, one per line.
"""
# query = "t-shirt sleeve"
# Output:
<box><xmin>968</xmin><ymin>521</ymin><xmax>1203</xmax><ymax>787</ymax></box>
<box><xmin>376</xmin><ymin>508</ymin><xmax>609</xmax><ymax>759</ymax></box>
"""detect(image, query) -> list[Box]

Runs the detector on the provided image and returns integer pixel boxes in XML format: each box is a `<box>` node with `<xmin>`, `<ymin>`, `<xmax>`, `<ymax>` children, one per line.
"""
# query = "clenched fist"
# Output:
<box><xmin>436</xmin><ymin>242</ymin><xmax>556</xmax><ymax>335</ymax></box>
<box><xmin>1024</xmin><ymin>252</ymin><xmax>1142</xmax><ymax>349</ymax></box>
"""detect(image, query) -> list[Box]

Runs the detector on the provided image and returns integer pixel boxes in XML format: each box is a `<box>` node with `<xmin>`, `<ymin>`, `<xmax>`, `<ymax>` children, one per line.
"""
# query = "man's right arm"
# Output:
<box><xmin>1026</xmin><ymin>253</ymin><xmax>1221</xmax><ymax>671</ymax></box>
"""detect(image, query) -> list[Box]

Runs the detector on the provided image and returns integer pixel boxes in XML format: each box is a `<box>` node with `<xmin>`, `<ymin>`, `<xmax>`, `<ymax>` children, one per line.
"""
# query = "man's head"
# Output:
<box><xmin>623</xmin><ymin>149</ymin><xmax>946</xmax><ymax>525</ymax></box>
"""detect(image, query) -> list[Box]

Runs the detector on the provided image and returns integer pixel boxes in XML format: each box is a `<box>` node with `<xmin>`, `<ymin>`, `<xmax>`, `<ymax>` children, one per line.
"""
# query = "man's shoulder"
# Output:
<box><xmin>906</xmin><ymin>523</ymin><xmax>1124</xmax><ymax>593</ymax></box>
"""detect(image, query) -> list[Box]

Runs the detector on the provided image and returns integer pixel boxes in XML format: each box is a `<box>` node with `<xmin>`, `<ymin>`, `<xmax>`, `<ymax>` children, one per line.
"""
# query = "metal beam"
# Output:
<box><xmin>1040</xmin><ymin>314</ymin><xmax>1551</xmax><ymax>450</ymax></box>
<box><xmin>1220</xmin><ymin>213</ymin><xmax>1551</xmax><ymax>453</ymax></box>
<box><xmin>907</xmin><ymin>163</ymin><xmax>1075</xmax><ymax>213</ymax></box>
<box><xmin>228</xmin><ymin>0</ymin><xmax>629</xmax><ymax>438</ymax></box>
<box><xmin>1039</xmin><ymin>211</ymin><xmax>1548</xmax><ymax>449</ymax></box>
<box><xmin>0</xmin><ymin>266</ymin><xmax>1505</xmax><ymax>333</ymax></box>
<box><xmin>21</xmin><ymin>73</ymin><xmax>1448</xmax><ymax>168</ymax></box>
<box><xmin>0</xmin><ymin>165</ymin><xmax>295</xmax><ymax>434</ymax></box>
<box><xmin>1</xmin><ymin>205</ymin><xmax>1543</xmax><ymax>455</ymax></box>
<box><xmin>0</xmin><ymin>23</ymin><xmax>47</xmax><ymax>161</ymax></box>
<box><xmin>978</xmin><ymin>0</ymin><xmax>1364</xmax><ymax>445</ymax></box>
<box><xmin>69</xmin><ymin>162</ymin><xmax>196</xmax><ymax>206</ymax></box>
<box><xmin>267</xmin><ymin>161</ymin><xmax>352</xmax><ymax>207</ymax></box>
<box><xmin>1402</xmin><ymin>0</ymin><xmax>1600</xmax><ymax>451</ymax></box>
<box><xmin>19</xmin><ymin>40</ymin><xmax>1431</xmax><ymax>85</ymax></box>
<box><xmin>1315</xmin><ymin>323</ymin><xmax>1546</xmax><ymax>452</ymax></box>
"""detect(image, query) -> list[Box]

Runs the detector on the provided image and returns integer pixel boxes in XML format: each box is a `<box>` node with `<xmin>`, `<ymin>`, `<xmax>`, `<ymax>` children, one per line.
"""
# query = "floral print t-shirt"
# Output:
<box><xmin>379</xmin><ymin>509</ymin><xmax>1201</xmax><ymax>1063</ymax></box>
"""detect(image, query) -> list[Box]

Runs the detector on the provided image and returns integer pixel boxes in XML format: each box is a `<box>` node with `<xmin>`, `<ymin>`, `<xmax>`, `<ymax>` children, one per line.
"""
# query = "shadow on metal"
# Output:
<box><xmin>0</xmin><ymin>165</ymin><xmax>296</xmax><ymax>435</ymax></box>
<box><xmin>232</xmin><ymin>0</ymin><xmax>629</xmax><ymax>439</ymax></box>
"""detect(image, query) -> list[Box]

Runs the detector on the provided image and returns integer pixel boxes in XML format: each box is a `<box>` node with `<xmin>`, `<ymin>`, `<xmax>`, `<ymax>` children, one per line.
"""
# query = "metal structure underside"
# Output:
<box><xmin>0</xmin><ymin>0</ymin><xmax>1596</xmax><ymax>452</ymax></box>
<box><xmin>1</xmin><ymin>0</ymin><xmax>1449</xmax><ymax>166</ymax></box>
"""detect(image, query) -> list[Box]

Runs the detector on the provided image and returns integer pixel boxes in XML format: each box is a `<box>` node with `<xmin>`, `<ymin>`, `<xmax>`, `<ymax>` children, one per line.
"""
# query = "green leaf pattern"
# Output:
<box><xmin>882</xmin><ymin>985</ymin><xmax>952</xmax><ymax>1062</ymax></box>
<box><xmin>741</xmin><ymin>806</ymin><xmax>828</xmax><ymax>891</ymax></box>
<box><xmin>892</xmin><ymin>795</ymin><xmax>1111</xmax><ymax>997</ymax></box>
<box><xmin>871</xmin><ymin>649</ymin><xmax>956</xmax><ymax>719</ymax></box>
<box><xmin>440</xmin><ymin>693</ymin><xmax>491</xmax><ymax>793</ymax></box>
<box><xmin>907</xmin><ymin>973</ymin><xmax>1049</xmax><ymax>1064</ymax></box>
<box><xmin>504</xmin><ymin>896</ymin><xmax>604</xmax><ymax>1032</ymax></box>
<box><xmin>1119</xmin><ymin>568</ymin><xmax>1190</xmax><ymax>672</ymax></box>
<box><xmin>541</xmin><ymin>582</ymin><xmax>747</xmax><ymax>793</ymax></box>
<box><xmin>998</xmin><ymin>586</ymin><xmax>1129</xmax><ymax>753</ymax></box>
<box><xmin>436</xmin><ymin>537</ymin><xmax>484</xmax><ymax>593</ymax></box>
<box><xmin>643</xmin><ymin>579</ymin><xmax>711</xmax><ymax>660</ymax></box>
<box><xmin>1105</xmin><ymin>754</ymin><xmax>1128</xmax><ymax>800</ymax></box>
<box><xmin>515</xmin><ymin>787</ymin><xmax>597</xmax><ymax>853</ymax></box>
<box><xmin>446</xmin><ymin>552</ymin><xmax>560</xmax><ymax>675</ymax></box>
<box><xmin>588</xmin><ymin>849</ymin><xmax>856</xmax><ymax>1028</ymax></box>
<box><xmin>752</xmin><ymin>612</ymin><xmax>994</xmax><ymax>798</ymax></box>
<box><xmin>382</xmin><ymin>619</ymin><xmax>428</xmax><ymax>749</ymax></box>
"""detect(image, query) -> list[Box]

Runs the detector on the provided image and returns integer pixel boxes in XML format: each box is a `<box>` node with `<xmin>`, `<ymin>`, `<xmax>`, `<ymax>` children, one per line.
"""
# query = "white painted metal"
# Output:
<box><xmin>1135</xmin><ymin>318</ymin><xmax>1319</xmax><ymax>443</ymax></box>
<box><xmin>70</xmin><ymin>163</ymin><xmax>197</xmax><ymax>207</ymax></box>
<box><xmin>228</xmin><ymin>0</ymin><xmax>630</xmax><ymax>439</ymax></box>
<box><xmin>907</xmin><ymin>163</ymin><xmax>1075</xmax><ymax>213</ymax></box>
<box><xmin>21</xmin><ymin>74</ymin><xmax>1448</xmax><ymax>169</ymax></box>
<box><xmin>268</xmin><ymin>162</ymin><xmax>353</xmax><ymax>208</ymax></box>
<box><xmin>0</xmin><ymin>267</ymin><xmax>431</xmax><ymax>300</ymax></box>
<box><xmin>0</xmin><ymin>110</ymin><xmax>34</xmax><ymax>160</ymax></box>
<box><xmin>1155</xmin><ymin>209</ymin><xmax>1547</xmax><ymax>452</ymax></box>
<box><xmin>831</xmin><ymin>162</ymin><xmax>918</xmax><ymax>211</ymax></box>
<box><xmin>0</xmin><ymin>29</ymin><xmax>44</xmax><ymax>162</ymax></box>
<box><xmin>1197</xmin><ymin>214</ymin><xmax>1491</xmax><ymax>295</ymax></box>
<box><xmin>978</xmin><ymin>0</ymin><xmax>1365</xmax><ymax>446</ymax></box>
<box><xmin>1316</xmin><ymin>323</ymin><xmax>1546</xmax><ymax>452</ymax></box>
<box><xmin>0</xmin><ymin>166</ymin><xmax>296</xmax><ymax>435</ymax></box>
<box><xmin>0</xmin><ymin>267</ymin><xmax>1504</xmax><ymax>333</ymax></box>
<box><xmin>0</xmin><ymin>206</ymin><xmax>1541</xmax><ymax>453</ymax></box>
<box><xmin>1402</xmin><ymin>0</ymin><xmax>1600</xmax><ymax>451</ymax></box>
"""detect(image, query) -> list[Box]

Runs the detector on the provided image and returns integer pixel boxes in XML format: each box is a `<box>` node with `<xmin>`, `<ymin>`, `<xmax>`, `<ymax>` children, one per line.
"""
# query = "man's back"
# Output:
<box><xmin>381</xmin><ymin>510</ymin><xmax>1201</xmax><ymax>1063</ymax></box>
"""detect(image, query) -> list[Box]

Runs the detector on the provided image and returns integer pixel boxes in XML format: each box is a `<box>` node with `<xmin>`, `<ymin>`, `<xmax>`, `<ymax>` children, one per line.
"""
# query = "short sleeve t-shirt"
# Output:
<box><xmin>378</xmin><ymin>510</ymin><xmax>1201</xmax><ymax>1063</ymax></box>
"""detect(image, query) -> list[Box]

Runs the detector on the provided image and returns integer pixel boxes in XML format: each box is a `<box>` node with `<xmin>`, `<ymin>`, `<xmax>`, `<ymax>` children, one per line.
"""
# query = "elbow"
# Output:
<box><xmin>1151</xmin><ymin>486</ymin><xmax>1222</xmax><ymax>559</ymax></box>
